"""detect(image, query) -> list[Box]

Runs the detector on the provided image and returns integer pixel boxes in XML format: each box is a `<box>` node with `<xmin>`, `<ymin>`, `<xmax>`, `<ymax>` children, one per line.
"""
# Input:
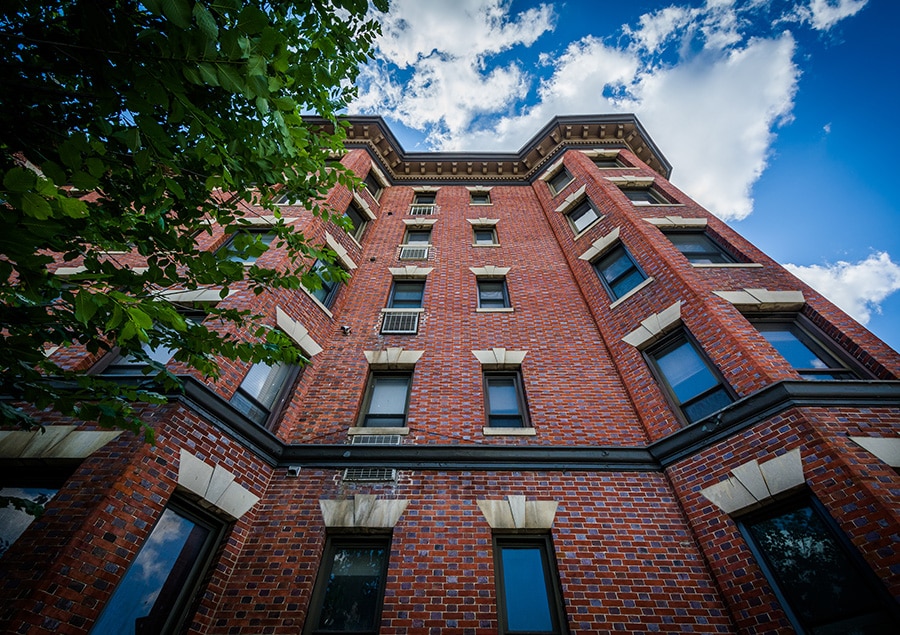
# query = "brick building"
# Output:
<box><xmin>2</xmin><ymin>114</ymin><xmax>899</xmax><ymax>634</ymax></box>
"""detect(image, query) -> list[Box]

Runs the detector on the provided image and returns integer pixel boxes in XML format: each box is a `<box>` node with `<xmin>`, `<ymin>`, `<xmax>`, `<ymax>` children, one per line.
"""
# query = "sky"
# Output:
<box><xmin>347</xmin><ymin>0</ymin><xmax>900</xmax><ymax>352</ymax></box>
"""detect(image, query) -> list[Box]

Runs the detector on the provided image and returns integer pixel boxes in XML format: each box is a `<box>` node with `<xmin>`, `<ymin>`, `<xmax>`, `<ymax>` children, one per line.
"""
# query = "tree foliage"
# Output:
<box><xmin>0</xmin><ymin>0</ymin><xmax>388</xmax><ymax>439</ymax></box>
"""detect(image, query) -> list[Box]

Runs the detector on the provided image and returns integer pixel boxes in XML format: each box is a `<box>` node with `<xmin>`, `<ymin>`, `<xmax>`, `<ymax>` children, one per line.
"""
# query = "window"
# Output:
<box><xmin>470</xmin><ymin>191</ymin><xmax>491</xmax><ymax>205</ymax></box>
<box><xmin>413</xmin><ymin>192</ymin><xmax>435</xmax><ymax>205</ymax></box>
<box><xmin>665</xmin><ymin>231</ymin><xmax>735</xmax><ymax>264</ymax></box>
<box><xmin>566</xmin><ymin>200</ymin><xmax>601</xmax><ymax>234</ymax></box>
<box><xmin>275</xmin><ymin>193</ymin><xmax>302</xmax><ymax>205</ymax></box>
<box><xmin>342</xmin><ymin>203</ymin><xmax>368</xmax><ymax>241</ymax></box>
<box><xmin>403</xmin><ymin>228</ymin><xmax>431</xmax><ymax>245</ymax></box>
<box><xmin>493</xmin><ymin>535</ymin><xmax>567</xmax><ymax>634</ymax></box>
<box><xmin>622</xmin><ymin>187</ymin><xmax>669</xmax><ymax>205</ymax></box>
<box><xmin>646</xmin><ymin>332</ymin><xmax>733</xmax><ymax>424</ymax></box>
<box><xmin>307</xmin><ymin>259</ymin><xmax>341</xmax><ymax>309</ymax></box>
<box><xmin>363</xmin><ymin>172</ymin><xmax>383</xmax><ymax>200</ymax></box>
<box><xmin>410</xmin><ymin>192</ymin><xmax>437</xmax><ymax>216</ymax></box>
<box><xmin>473</xmin><ymin>226</ymin><xmax>499</xmax><ymax>246</ymax></box>
<box><xmin>387</xmin><ymin>280</ymin><xmax>425</xmax><ymax>309</ymax></box>
<box><xmin>304</xmin><ymin>536</ymin><xmax>391</xmax><ymax>635</ymax></box>
<box><xmin>484</xmin><ymin>372</ymin><xmax>530</xmax><ymax>428</ymax></box>
<box><xmin>477</xmin><ymin>279</ymin><xmax>510</xmax><ymax>309</ymax></box>
<box><xmin>101</xmin><ymin>341</ymin><xmax>175</xmax><ymax>376</ymax></box>
<box><xmin>547</xmin><ymin>168</ymin><xmax>574</xmax><ymax>196</ymax></box>
<box><xmin>230</xmin><ymin>361</ymin><xmax>295</xmax><ymax>427</ymax></box>
<box><xmin>739</xmin><ymin>497</ymin><xmax>898</xmax><ymax>633</ymax></box>
<box><xmin>91</xmin><ymin>500</ymin><xmax>225</xmax><ymax>635</ymax></box>
<box><xmin>751</xmin><ymin>318</ymin><xmax>859</xmax><ymax>380</ymax></box>
<box><xmin>592</xmin><ymin>156</ymin><xmax>624</xmax><ymax>169</ymax></box>
<box><xmin>0</xmin><ymin>487</ymin><xmax>58</xmax><ymax>558</ymax></box>
<box><xmin>359</xmin><ymin>373</ymin><xmax>412</xmax><ymax>427</ymax></box>
<box><xmin>220</xmin><ymin>230</ymin><xmax>275</xmax><ymax>264</ymax></box>
<box><xmin>593</xmin><ymin>244</ymin><xmax>647</xmax><ymax>301</ymax></box>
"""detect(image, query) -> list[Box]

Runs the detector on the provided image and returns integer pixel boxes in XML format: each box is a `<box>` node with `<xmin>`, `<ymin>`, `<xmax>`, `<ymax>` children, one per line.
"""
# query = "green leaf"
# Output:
<box><xmin>238</xmin><ymin>6</ymin><xmax>268</xmax><ymax>34</ymax></box>
<box><xmin>21</xmin><ymin>193</ymin><xmax>52</xmax><ymax>219</ymax></box>
<box><xmin>161</xmin><ymin>0</ymin><xmax>192</xmax><ymax>29</ymax></box>
<box><xmin>192</xmin><ymin>3</ymin><xmax>219</xmax><ymax>40</ymax></box>
<box><xmin>74</xmin><ymin>290</ymin><xmax>98</xmax><ymax>325</ymax></box>
<box><xmin>198</xmin><ymin>63</ymin><xmax>219</xmax><ymax>86</ymax></box>
<box><xmin>58</xmin><ymin>197</ymin><xmax>89</xmax><ymax>218</ymax></box>
<box><xmin>3</xmin><ymin>167</ymin><xmax>36</xmax><ymax>192</ymax></box>
<box><xmin>127</xmin><ymin>307</ymin><xmax>153</xmax><ymax>330</ymax></box>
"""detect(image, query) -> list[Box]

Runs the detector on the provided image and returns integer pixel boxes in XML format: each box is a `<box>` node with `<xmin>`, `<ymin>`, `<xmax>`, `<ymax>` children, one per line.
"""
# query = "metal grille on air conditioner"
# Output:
<box><xmin>408</xmin><ymin>204</ymin><xmax>436</xmax><ymax>216</ymax></box>
<box><xmin>350</xmin><ymin>434</ymin><xmax>402</xmax><ymax>446</ymax></box>
<box><xmin>381</xmin><ymin>311</ymin><xmax>420</xmax><ymax>334</ymax></box>
<box><xmin>343</xmin><ymin>434</ymin><xmax>401</xmax><ymax>481</ymax></box>
<box><xmin>399</xmin><ymin>246</ymin><xmax>429</xmax><ymax>260</ymax></box>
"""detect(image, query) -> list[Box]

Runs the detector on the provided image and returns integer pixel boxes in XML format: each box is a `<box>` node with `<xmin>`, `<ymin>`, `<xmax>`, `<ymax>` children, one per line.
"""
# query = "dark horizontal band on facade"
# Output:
<box><xmin>173</xmin><ymin>377</ymin><xmax>900</xmax><ymax>472</ymax></box>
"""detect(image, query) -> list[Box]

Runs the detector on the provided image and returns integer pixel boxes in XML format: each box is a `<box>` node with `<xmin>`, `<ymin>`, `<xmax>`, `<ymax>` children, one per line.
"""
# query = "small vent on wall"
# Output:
<box><xmin>343</xmin><ymin>467</ymin><xmax>398</xmax><ymax>482</ymax></box>
<box><xmin>350</xmin><ymin>435</ymin><xmax>402</xmax><ymax>446</ymax></box>
<box><xmin>381</xmin><ymin>311</ymin><xmax>420</xmax><ymax>334</ymax></box>
<box><xmin>399</xmin><ymin>246</ymin><xmax>429</xmax><ymax>260</ymax></box>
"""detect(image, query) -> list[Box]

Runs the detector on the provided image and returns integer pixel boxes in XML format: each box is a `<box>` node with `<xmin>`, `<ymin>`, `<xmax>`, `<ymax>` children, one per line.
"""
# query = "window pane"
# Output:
<box><xmin>548</xmin><ymin>169</ymin><xmax>573</xmax><ymax>194</ymax></box>
<box><xmin>405</xmin><ymin>230</ymin><xmax>431</xmax><ymax>244</ymax></box>
<box><xmin>389</xmin><ymin>282</ymin><xmax>424</xmax><ymax>308</ymax></box>
<box><xmin>746</xmin><ymin>503</ymin><xmax>895</xmax><ymax>632</ymax></box>
<box><xmin>487</xmin><ymin>377</ymin><xmax>520</xmax><ymax>415</ymax></box>
<box><xmin>316</xmin><ymin>544</ymin><xmax>389</xmax><ymax>632</ymax></box>
<box><xmin>414</xmin><ymin>193</ymin><xmax>435</xmax><ymax>204</ymax></box>
<box><xmin>309</xmin><ymin>260</ymin><xmax>340</xmax><ymax>307</ymax></box>
<box><xmin>224</xmin><ymin>231</ymin><xmax>274</xmax><ymax>264</ymax></box>
<box><xmin>474</xmin><ymin>229</ymin><xmax>496</xmax><ymax>245</ymax></box>
<box><xmin>760</xmin><ymin>328</ymin><xmax>829</xmax><ymax>370</ymax></box>
<box><xmin>343</xmin><ymin>205</ymin><xmax>366</xmax><ymax>237</ymax></box>
<box><xmin>624</xmin><ymin>188</ymin><xmax>660</xmax><ymax>203</ymax></box>
<box><xmin>478</xmin><ymin>281</ymin><xmax>508</xmax><ymax>308</ymax></box>
<box><xmin>598</xmin><ymin>249</ymin><xmax>632</xmax><ymax>284</ymax></box>
<box><xmin>368</xmin><ymin>376</ymin><xmax>409</xmax><ymax>415</ymax></box>
<box><xmin>682</xmin><ymin>386</ymin><xmax>733</xmax><ymax>423</ymax></box>
<box><xmin>569</xmin><ymin>203</ymin><xmax>598</xmax><ymax>233</ymax></box>
<box><xmin>0</xmin><ymin>487</ymin><xmax>57</xmax><ymax>558</ymax></box>
<box><xmin>91</xmin><ymin>506</ymin><xmax>217</xmax><ymax>635</ymax></box>
<box><xmin>499</xmin><ymin>545</ymin><xmax>554</xmax><ymax>632</ymax></box>
<box><xmin>609</xmin><ymin>269</ymin><xmax>645</xmax><ymax>298</ymax></box>
<box><xmin>655</xmin><ymin>340</ymin><xmax>718</xmax><ymax>403</ymax></box>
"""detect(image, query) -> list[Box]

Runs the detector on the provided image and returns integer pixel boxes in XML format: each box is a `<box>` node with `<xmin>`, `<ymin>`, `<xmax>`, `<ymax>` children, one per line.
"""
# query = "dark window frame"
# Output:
<box><xmin>387</xmin><ymin>280</ymin><xmax>425</xmax><ymax>309</ymax></box>
<box><xmin>483</xmin><ymin>371</ymin><xmax>531</xmax><ymax>428</ymax></box>
<box><xmin>621</xmin><ymin>186</ymin><xmax>670</xmax><ymax>205</ymax></box>
<box><xmin>403</xmin><ymin>228</ymin><xmax>432</xmax><ymax>245</ymax></box>
<box><xmin>566</xmin><ymin>199</ymin><xmax>601</xmax><ymax>235</ymax></box>
<box><xmin>664</xmin><ymin>230</ymin><xmax>736</xmax><ymax>264</ymax></box>
<box><xmin>303</xmin><ymin>534</ymin><xmax>393</xmax><ymax>635</ymax></box>
<box><xmin>477</xmin><ymin>278</ymin><xmax>511</xmax><ymax>309</ymax></box>
<box><xmin>343</xmin><ymin>203</ymin><xmax>368</xmax><ymax>241</ymax></box>
<box><xmin>592</xmin><ymin>243</ymin><xmax>648</xmax><ymax>301</ymax></box>
<box><xmin>473</xmin><ymin>226</ymin><xmax>499</xmax><ymax>246</ymax></box>
<box><xmin>493</xmin><ymin>534</ymin><xmax>569</xmax><ymax>635</ymax></box>
<box><xmin>547</xmin><ymin>168</ymin><xmax>574</xmax><ymax>196</ymax></box>
<box><xmin>591</xmin><ymin>155</ymin><xmax>624</xmax><ymax>169</ymax></box>
<box><xmin>737</xmin><ymin>495</ymin><xmax>900</xmax><ymax>634</ymax></box>
<box><xmin>643</xmin><ymin>330</ymin><xmax>734</xmax><ymax>425</ymax></box>
<box><xmin>358</xmin><ymin>371</ymin><xmax>413</xmax><ymax>428</ymax></box>
<box><xmin>470</xmin><ymin>191</ymin><xmax>492</xmax><ymax>205</ymax></box>
<box><xmin>413</xmin><ymin>192</ymin><xmax>436</xmax><ymax>205</ymax></box>
<box><xmin>363</xmin><ymin>172</ymin><xmax>383</xmax><ymax>200</ymax></box>
<box><xmin>749</xmin><ymin>314</ymin><xmax>866</xmax><ymax>380</ymax></box>
<box><xmin>230</xmin><ymin>361</ymin><xmax>301</xmax><ymax>430</ymax></box>
<box><xmin>307</xmin><ymin>259</ymin><xmax>342</xmax><ymax>309</ymax></box>
<box><xmin>91</xmin><ymin>497</ymin><xmax>227</xmax><ymax>635</ymax></box>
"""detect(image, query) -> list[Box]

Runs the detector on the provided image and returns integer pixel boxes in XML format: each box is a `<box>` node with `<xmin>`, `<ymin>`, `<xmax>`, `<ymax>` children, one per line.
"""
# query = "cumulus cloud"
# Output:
<box><xmin>793</xmin><ymin>0</ymin><xmax>868</xmax><ymax>31</ymax></box>
<box><xmin>784</xmin><ymin>252</ymin><xmax>900</xmax><ymax>324</ymax></box>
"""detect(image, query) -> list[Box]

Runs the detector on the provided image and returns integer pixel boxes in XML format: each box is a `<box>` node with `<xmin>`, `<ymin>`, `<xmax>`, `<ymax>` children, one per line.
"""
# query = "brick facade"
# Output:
<box><xmin>2</xmin><ymin>115</ymin><xmax>898</xmax><ymax>634</ymax></box>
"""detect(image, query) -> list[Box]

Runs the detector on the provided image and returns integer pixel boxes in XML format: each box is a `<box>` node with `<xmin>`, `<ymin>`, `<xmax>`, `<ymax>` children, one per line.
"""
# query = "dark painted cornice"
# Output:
<box><xmin>308</xmin><ymin>114</ymin><xmax>673</xmax><ymax>184</ymax></box>
<box><xmin>173</xmin><ymin>377</ymin><xmax>900</xmax><ymax>473</ymax></box>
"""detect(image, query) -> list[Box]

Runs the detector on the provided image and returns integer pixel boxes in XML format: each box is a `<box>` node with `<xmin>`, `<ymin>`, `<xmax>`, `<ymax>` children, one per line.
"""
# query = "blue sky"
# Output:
<box><xmin>348</xmin><ymin>0</ymin><xmax>900</xmax><ymax>352</ymax></box>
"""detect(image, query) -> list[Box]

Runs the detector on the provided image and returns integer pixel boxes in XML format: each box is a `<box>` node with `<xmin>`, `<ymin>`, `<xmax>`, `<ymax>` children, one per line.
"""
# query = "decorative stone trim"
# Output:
<box><xmin>472</xmin><ymin>348</ymin><xmax>527</xmax><ymax>369</ymax></box>
<box><xmin>466</xmin><ymin>186</ymin><xmax>494</xmax><ymax>192</ymax></box>
<box><xmin>369</xmin><ymin>163</ymin><xmax>389</xmax><ymax>187</ymax></box>
<box><xmin>643</xmin><ymin>216</ymin><xmax>707</xmax><ymax>228</ymax></box>
<box><xmin>850</xmin><ymin>436</ymin><xmax>900</xmax><ymax>467</ymax></box>
<box><xmin>466</xmin><ymin>217</ymin><xmax>499</xmax><ymax>226</ymax></box>
<box><xmin>177</xmin><ymin>449</ymin><xmax>260</xmax><ymax>520</ymax></box>
<box><xmin>403</xmin><ymin>217</ymin><xmax>438</xmax><ymax>227</ymax></box>
<box><xmin>700</xmin><ymin>448</ymin><xmax>804</xmax><ymax>515</ymax></box>
<box><xmin>53</xmin><ymin>266</ymin><xmax>88</xmax><ymax>277</ymax></box>
<box><xmin>538</xmin><ymin>157</ymin><xmax>566</xmax><ymax>181</ymax></box>
<box><xmin>477</xmin><ymin>495</ymin><xmax>558</xmax><ymax>529</ymax></box>
<box><xmin>319</xmin><ymin>494</ymin><xmax>409</xmax><ymax>528</ymax></box>
<box><xmin>713</xmin><ymin>288</ymin><xmax>805</xmax><ymax>311</ymax></box>
<box><xmin>605</xmin><ymin>175</ymin><xmax>655</xmax><ymax>187</ymax></box>
<box><xmin>469</xmin><ymin>265</ymin><xmax>510</xmax><ymax>277</ymax></box>
<box><xmin>578</xmin><ymin>227</ymin><xmax>620</xmax><ymax>261</ymax></box>
<box><xmin>365</xmin><ymin>347</ymin><xmax>424</xmax><ymax>369</ymax></box>
<box><xmin>621</xmin><ymin>301</ymin><xmax>682</xmax><ymax>349</ymax></box>
<box><xmin>388</xmin><ymin>265</ymin><xmax>433</xmax><ymax>278</ymax></box>
<box><xmin>483</xmin><ymin>427</ymin><xmax>537</xmax><ymax>436</ymax></box>
<box><xmin>276</xmin><ymin>307</ymin><xmax>323</xmax><ymax>357</ymax></box>
<box><xmin>0</xmin><ymin>426</ymin><xmax>121</xmax><ymax>459</ymax></box>
<box><xmin>411</xmin><ymin>185</ymin><xmax>440</xmax><ymax>193</ymax></box>
<box><xmin>579</xmin><ymin>148</ymin><xmax>620</xmax><ymax>158</ymax></box>
<box><xmin>553</xmin><ymin>185</ymin><xmax>587</xmax><ymax>214</ymax></box>
<box><xmin>324</xmin><ymin>233</ymin><xmax>357</xmax><ymax>270</ymax></box>
<box><xmin>242</xmin><ymin>215</ymin><xmax>299</xmax><ymax>225</ymax></box>
<box><xmin>352</xmin><ymin>192</ymin><xmax>377</xmax><ymax>220</ymax></box>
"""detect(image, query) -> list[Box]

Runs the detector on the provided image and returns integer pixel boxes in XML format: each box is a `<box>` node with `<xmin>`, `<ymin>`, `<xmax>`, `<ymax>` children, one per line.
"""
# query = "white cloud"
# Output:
<box><xmin>784</xmin><ymin>252</ymin><xmax>900</xmax><ymax>324</ymax></box>
<box><xmin>793</xmin><ymin>0</ymin><xmax>868</xmax><ymax>31</ymax></box>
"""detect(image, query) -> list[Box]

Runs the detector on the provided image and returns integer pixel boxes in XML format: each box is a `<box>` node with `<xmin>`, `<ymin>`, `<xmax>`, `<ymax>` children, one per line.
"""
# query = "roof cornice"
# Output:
<box><xmin>309</xmin><ymin>114</ymin><xmax>672</xmax><ymax>184</ymax></box>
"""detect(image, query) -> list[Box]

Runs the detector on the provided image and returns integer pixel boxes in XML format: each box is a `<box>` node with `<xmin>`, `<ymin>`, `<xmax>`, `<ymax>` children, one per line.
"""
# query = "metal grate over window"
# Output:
<box><xmin>381</xmin><ymin>311</ymin><xmax>420</xmax><ymax>334</ymax></box>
